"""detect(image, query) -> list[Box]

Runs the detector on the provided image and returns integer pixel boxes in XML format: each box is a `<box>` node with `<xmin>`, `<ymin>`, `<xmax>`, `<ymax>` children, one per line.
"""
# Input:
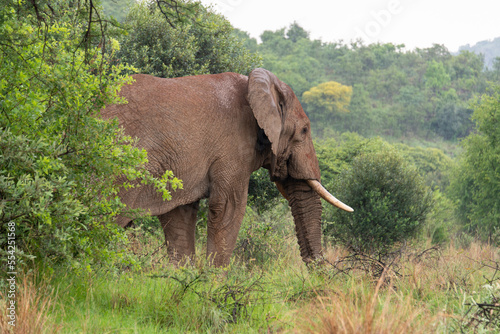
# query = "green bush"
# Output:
<box><xmin>247</xmin><ymin>168</ymin><xmax>282</xmax><ymax>214</ymax></box>
<box><xmin>0</xmin><ymin>2</ymin><xmax>180</xmax><ymax>272</ymax></box>
<box><xmin>394</xmin><ymin>144</ymin><xmax>454</xmax><ymax>190</ymax></box>
<box><xmin>324</xmin><ymin>149</ymin><xmax>433</xmax><ymax>253</ymax></box>
<box><xmin>424</xmin><ymin>189</ymin><xmax>458</xmax><ymax>245</ymax></box>
<box><xmin>235</xmin><ymin>204</ymin><xmax>293</xmax><ymax>266</ymax></box>
<box><xmin>449</xmin><ymin>86</ymin><xmax>500</xmax><ymax>241</ymax></box>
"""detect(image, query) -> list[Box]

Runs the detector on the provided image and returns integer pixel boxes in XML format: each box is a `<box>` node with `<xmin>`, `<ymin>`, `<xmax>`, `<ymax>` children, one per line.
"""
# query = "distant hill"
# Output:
<box><xmin>459</xmin><ymin>37</ymin><xmax>500</xmax><ymax>69</ymax></box>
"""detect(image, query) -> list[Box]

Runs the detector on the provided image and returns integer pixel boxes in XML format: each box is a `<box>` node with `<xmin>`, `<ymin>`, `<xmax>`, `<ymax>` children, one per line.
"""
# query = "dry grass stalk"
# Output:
<box><xmin>0</xmin><ymin>273</ymin><xmax>60</xmax><ymax>334</ymax></box>
<box><xmin>298</xmin><ymin>269</ymin><xmax>429</xmax><ymax>334</ymax></box>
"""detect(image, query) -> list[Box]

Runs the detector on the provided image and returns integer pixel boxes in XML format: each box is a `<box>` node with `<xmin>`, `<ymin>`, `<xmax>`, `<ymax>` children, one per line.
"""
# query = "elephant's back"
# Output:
<box><xmin>101</xmin><ymin>72</ymin><xmax>254</xmax><ymax>197</ymax></box>
<box><xmin>106</xmin><ymin>73</ymin><xmax>249</xmax><ymax>125</ymax></box>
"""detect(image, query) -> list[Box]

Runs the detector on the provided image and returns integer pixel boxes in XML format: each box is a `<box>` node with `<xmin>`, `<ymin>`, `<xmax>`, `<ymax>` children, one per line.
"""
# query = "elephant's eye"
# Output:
<box><xmin>302</xmin><ymin>126</ymin><xmax>308</xmax><ymax>135</ymax></box>
<box><xmin>279</xmin><ymin>102</ymin><xmax>284</xmax><ymax>114</ymax></box>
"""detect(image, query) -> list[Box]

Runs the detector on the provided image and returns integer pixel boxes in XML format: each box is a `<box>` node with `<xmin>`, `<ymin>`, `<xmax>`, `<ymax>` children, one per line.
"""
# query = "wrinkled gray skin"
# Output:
<box><xmin>103</xmin><ymin>68</ymin><xmax>328</xmax><ymax>266</ymax></box>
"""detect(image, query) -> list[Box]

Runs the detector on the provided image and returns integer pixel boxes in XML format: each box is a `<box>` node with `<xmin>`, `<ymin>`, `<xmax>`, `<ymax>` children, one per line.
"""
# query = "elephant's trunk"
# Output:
<box><xmin>284</xmin><ymin>180</ymin><xmax>323</xmax><ymax>263</ymax></box>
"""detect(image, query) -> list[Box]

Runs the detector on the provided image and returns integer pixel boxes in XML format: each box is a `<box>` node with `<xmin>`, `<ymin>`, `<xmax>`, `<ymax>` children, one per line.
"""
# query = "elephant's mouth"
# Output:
<box><xmin>306</xmin><ymin>179</ymin><xmax>353</xmax><ymax>212</ymax></box>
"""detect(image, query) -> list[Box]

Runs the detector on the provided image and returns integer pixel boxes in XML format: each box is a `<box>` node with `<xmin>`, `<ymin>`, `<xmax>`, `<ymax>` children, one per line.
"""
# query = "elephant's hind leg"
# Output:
<box><xmin>159</xmin><ymin>202</ymin><xmax>199</xmax><ymax>264</ymax></box>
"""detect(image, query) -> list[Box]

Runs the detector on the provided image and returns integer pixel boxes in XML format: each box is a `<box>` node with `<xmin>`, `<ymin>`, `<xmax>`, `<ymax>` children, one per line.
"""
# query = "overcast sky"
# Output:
<box><xmin>198</xmin><ymin>0</ymin><xmax>499</xmax><ymax>52</ymax></box>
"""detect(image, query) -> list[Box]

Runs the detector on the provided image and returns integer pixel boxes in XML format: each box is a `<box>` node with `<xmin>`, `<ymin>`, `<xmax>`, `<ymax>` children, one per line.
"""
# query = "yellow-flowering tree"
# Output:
<box><xmin>302</xmin><ymin>81</ymin><xmax>353</xmax><ymax>124</ymax></box>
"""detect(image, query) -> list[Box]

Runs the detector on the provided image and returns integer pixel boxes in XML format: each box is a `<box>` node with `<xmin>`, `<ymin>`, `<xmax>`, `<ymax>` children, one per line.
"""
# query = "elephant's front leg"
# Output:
<box><xmin>159</xmin><ymin>202</ymin><xmax>199</xmax><ymax>264</ymax></box>
<box><xmin>206</xmin><ymin>183</ymin><xmax>249</xmax><ymax>267</ymax></box>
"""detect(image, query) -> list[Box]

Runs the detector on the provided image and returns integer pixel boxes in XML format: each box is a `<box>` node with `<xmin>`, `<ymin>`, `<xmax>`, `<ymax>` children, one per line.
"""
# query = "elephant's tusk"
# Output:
<box><xmin>307</xmin><ymin>180</ymin><xmax>354</xmax><ymax>212</ymax></box>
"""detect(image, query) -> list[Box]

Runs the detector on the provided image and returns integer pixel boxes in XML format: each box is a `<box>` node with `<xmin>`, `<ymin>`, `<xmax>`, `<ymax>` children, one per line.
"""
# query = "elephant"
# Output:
<box><xmin>102</xmin><ymin>68</ymin><xmax>353</xmax><ymax>267</ymax></box>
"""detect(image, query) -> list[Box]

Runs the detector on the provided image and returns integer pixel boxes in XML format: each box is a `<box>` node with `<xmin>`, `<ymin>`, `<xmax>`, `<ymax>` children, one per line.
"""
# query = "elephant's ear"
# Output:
<box><xmin>247</xmin><ymin>68</ymin><xmax>283</xmax><ymax>156</ymax></box>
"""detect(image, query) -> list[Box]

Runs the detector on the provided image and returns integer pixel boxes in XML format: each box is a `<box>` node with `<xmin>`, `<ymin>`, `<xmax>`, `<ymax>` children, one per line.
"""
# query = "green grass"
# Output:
<box><xmin>46</xmin><ymin>253</ymin><xmax>308</xmax><ymax>333</ymax></box>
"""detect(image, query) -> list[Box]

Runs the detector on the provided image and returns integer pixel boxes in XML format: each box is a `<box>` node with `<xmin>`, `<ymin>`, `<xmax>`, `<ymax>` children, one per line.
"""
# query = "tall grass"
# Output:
<box><xmin>0</xmin><ymin>273</ymin><xmax>60</xmax><ymax>334</ymax></box>
<box><xmin>299</xmin><ymin>276</ymin><xmax>426</xmax><ymax>333</ymax></box>
<box><xmin>297</xmin><ymin>240</ymin><xmax>500</xmax><ymax>333</ymax></box>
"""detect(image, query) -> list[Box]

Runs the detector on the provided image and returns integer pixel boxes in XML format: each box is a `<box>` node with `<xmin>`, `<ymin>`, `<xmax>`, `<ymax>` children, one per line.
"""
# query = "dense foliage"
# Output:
<box><xmin>239</xmin><ymin>23</ymin><xmax>498</xmax><ymax>141</ymax></box>
<box><xmin>325</xmin><ymin>149</ymin><xmax>433</xmax><ymax>253</ymax></box>
<box><xmin>116</xmin><ymin>0</ymin><xmax>261</xmax><ymax>78</ymax></box>
<box><xmin>451</xmin><ymin>86</ymin><xmax>500</xmax><ymax>240</ymax></box>
<box><xmin>302</xmin><ymin>81</ymin><xmax>352</xmax><ymax>124</ymax></box>
<box><xmin>0</xmin><ymin>1</ymin><xmax>181</xmax><ymax>271</ymax></box>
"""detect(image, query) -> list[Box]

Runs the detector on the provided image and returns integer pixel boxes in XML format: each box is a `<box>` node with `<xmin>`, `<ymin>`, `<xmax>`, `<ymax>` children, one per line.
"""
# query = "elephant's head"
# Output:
<box><xmin>248</xmin><ymin>68</ymin><xmax>353</xmax><ymax>263</ymax></box>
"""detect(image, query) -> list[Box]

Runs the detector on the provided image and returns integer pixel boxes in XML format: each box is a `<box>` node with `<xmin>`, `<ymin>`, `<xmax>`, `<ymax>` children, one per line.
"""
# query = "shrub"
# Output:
<box><xmin>247</xmin><ymin>168</ymin><xmax>282</xmax><ymax>214</ymax></box>
<box><xmin>449</xmin><ymin>86</ymin><xmax>500</xmax><ymax>241</ymax></box>
<box><xmin>235</xmin><ymin>204</ymin><xmax>292</xmax><ymax>266</ymax></box>
<box><xmin>324</xmin><ymin>149</ymin><xmax>433</xmax><ymax>253</ymax></box>
<box><xmin>425</xmin><ymin>189</ymin><xmax>458</xmax><ymax>245</ymax></box>
<box><xmin>0</xmin><ymin>2</ymin><xmax>180</xmax><ymax>272</ymax></box>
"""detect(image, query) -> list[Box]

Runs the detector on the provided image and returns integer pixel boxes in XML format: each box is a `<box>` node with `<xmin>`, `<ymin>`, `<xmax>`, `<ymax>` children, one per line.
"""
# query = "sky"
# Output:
<box><xmin>198</xmin><ymin>0</ymin><xmax>500</xmax><ymax>52</ymax></box>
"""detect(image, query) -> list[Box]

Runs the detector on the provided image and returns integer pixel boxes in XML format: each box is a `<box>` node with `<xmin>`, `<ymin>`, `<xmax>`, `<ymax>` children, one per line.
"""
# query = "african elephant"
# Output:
<box><xmin>103</xmin><ymin>68</ymin><xmax>352</xmax><ymax>267</ymax></box>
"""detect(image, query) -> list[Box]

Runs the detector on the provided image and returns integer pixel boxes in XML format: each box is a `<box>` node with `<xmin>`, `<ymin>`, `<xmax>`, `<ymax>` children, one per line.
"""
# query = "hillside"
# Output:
<box><xmin>459</xmin><ymin>37</ymin><xmax>500</xmax><ymax>69</ymax></box>
<box><xmin>237</xmin><ymin>23</ymin><xmax>500</xmax><ymax>144</ymax></box>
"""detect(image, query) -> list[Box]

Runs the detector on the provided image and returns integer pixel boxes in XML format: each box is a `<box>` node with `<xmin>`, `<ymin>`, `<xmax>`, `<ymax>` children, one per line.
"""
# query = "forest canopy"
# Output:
<box><xmin>236</xmin><ymin>22</ymin><xmax>498</xmax><ymax>141</ymax></box>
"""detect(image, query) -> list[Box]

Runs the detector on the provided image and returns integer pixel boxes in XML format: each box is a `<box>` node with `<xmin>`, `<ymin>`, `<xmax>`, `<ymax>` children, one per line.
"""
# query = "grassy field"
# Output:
<box><xmin>2</xmin><ymin>208</ymin><xmax>500</xmax><ymax>333</ymax></box>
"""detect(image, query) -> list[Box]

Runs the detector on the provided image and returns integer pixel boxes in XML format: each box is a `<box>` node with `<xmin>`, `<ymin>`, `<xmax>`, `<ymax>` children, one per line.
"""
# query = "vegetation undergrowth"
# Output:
<box><xmin>3</xmin><ymin>204</ymin><xmax>500</xmax><ymax>333</ymax></box>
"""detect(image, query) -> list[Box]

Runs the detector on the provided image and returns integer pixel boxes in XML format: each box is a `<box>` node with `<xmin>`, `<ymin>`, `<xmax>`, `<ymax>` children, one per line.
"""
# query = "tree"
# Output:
<box><xmin>395</xmin><ymin>85</ymin><xmax>427</xmax><ymax>136</ymax></box>
<box><xmin>286</xmin><ymin>21</ymin><xmax>309</xmax><ymax>42</ymax></box>
<box><xmin>450</xmin><ymin>86</ymin><xmax>500</xmax><ymax>240</ymax></box>
<box><xmin>117</xmin><ymin>0</ymin><xmax>261</xmax><ymax>78</ymax></box>
<box><xmin>424</xmin><ymin>60</ymin><xmax>451</xmax><ymax>93</ymax></box>
<box><xmin>417</xmin><ymin>44</ymin><xmax>452</xmax><ymax>63</ymax></box>
<box><xmin>488</xmin><ymin>57</ymin><xmax>500</xmax><ymax>82</ymax></box>
<box><xmin>431</xmin><ymin>103</ymin><xmax>473</xmax><ymax>140</ymax></box>
<box><xmin>366</xmin><ymin>65</ymin><xmax>408</xmax><ymax>101</ymax></box>
<box><xmin>394</xmin><ymin>144</ymin><xmax>453</xmax><ymax>189</ymax></box>
<box><xmin>232</xmin><ymin>28</ymin><xmax>258</xmax><ymax>53</ymax></box>
<box><xmin>264</xmin><ymin>53</ymin><xmax>323</xmax><ymax>99</ymax></box>
<box><xmin>302</xmin><ymin>81</ymin><xmax>353</xmax><ymax>124</ymax></box>
<box><xmin>451</xmin><ymin>51</ymin><xmax>484</xmax><ymax>81</ymax></box>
